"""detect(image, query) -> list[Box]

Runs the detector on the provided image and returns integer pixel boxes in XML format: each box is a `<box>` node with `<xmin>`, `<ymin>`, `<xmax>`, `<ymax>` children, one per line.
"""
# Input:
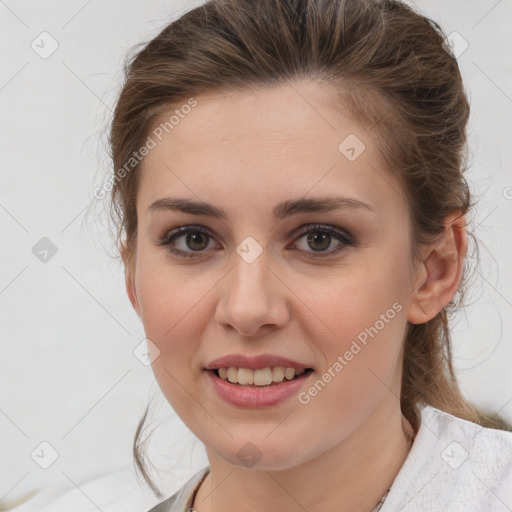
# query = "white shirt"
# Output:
<box><xmin>11</xmin><ymin>403</ymin><xmax>512</xmax><ymax>511</ymax></box>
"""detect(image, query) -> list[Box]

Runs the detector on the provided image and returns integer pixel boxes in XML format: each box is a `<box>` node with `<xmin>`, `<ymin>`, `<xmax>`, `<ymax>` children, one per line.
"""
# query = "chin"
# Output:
<box><xmin>213</xmin><ymin>436</ymin><xmax>310</xmax><ymax>472</ymax></box>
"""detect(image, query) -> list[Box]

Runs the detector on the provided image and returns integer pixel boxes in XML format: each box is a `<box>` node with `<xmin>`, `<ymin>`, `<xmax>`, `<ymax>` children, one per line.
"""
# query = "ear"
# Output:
<box><xmin>407</xmin><ymin>212</ymin><xmax>467</xmax><ymax>325</ymax></box>
<box><xmin>121</xmin><ymin>242</ymin><xmax>141</xmax><ymax>318</ymax></box>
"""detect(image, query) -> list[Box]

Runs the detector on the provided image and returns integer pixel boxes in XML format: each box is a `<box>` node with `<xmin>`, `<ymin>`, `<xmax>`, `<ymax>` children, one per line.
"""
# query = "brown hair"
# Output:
<box><xmin>105</xmin><ymin>0</ymin><xmax>509</xmax><ymax>497</ymax></box>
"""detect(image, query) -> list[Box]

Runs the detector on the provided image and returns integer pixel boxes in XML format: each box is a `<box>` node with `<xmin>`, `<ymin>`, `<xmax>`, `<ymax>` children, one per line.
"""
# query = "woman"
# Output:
<box><xmin>106</xmin><ymin>0</ymin><xmax>512</xmax><ymax>510</ymax></box>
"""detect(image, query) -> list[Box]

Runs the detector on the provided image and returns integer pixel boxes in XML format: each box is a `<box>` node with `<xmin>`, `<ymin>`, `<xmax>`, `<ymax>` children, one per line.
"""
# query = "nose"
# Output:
<box><xmin>214</xmin><ymin>251</ymin><xmax>290</xmax><ymax>337</ymax></box>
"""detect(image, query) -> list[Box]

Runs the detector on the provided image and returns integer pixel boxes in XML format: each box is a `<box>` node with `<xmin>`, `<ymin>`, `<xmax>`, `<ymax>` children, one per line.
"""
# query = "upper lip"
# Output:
<box><xmin>205</xmin><ymin>354</ymin><xmax>312</xmax><ymax>371</ymax></box>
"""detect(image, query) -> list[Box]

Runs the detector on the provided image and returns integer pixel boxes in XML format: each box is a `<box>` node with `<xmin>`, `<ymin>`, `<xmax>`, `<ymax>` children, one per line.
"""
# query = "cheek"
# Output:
<box><xmin>136</xmin><ymin>264</ymin><xmax>210</xmax><ymax>424</ymax></box>
<box><xmin>298</xmin><ymin>302</ymin><xmax>406</xmax><ymax>438</ymax></box>
<box><xmin>307</xmin><ymin>260</ymin><xmax>406</xmax><ymax>345</ymax></box>
<box><xmin>134</xmin><ymin>259</ymin><xmax>212</xmax><ymax>386</ymax></box>
<box><xmin>314</xmin><ymin>292</ymin><xmax>405</xmax><ymax>390</ymax></box>
<box><xmin>300</xmin><ymin>260</ymin><xmax>407</xmax><ymax>403</ymax></box>
<box><xmin>135</xmin><ymin>253</ymin><xmax>212</xmax><ymax>339</ymax></box>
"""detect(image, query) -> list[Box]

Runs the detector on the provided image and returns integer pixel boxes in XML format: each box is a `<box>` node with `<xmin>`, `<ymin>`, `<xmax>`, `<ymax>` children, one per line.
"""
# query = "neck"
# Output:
<box><xmin>192</xmin><ymin>398</ymin><xmax>416</xmax><ymax>512</ymax></box>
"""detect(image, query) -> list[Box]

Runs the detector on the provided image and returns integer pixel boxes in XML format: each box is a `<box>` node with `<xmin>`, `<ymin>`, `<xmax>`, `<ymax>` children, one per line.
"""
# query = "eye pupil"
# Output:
<box><xmin>187</xmin><ymin>231</ymin><xmax>208</xmax><ymax>251</ymax></box>
<box><xmin>307</xmin><ymin>232</ymin><xmax>331</xmax><ymax>252</ymax></box>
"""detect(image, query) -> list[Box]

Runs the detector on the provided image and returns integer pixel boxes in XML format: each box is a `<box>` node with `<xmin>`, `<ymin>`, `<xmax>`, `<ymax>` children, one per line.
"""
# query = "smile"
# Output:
<box><xmin>205</xmin><ymin>368</ymin><xmax>314</xmax><ymax>407</ymax></box>
<box><xmin>215</xmin><ymin>366</ymin><xmax>310</xmax><ymax>386</ymax></box>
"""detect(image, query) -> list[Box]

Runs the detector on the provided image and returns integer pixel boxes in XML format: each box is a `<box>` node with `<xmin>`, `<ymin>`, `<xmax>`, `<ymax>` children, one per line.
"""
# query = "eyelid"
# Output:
<box><xmin>159</xmin><ymin>224</ymin><xmax>215</xmax><ymax>245</ymax></box>
<box><xmin>292</xmin><ymin>223</ymin><xmax>352</xmax><ymax>243</ymax></box>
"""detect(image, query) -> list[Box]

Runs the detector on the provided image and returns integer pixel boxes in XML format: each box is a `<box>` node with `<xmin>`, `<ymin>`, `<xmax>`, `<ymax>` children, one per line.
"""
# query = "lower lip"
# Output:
<box><xmin>205</xmin><ymin>370</ymin><xmax>313</xmax><ymax>408</ymax></box>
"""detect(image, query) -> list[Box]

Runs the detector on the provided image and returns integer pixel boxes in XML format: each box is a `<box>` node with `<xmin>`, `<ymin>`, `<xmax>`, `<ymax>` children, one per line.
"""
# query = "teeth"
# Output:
<box><xmin>238</xmin><ymin>367</ymin><xmax>254</xmax><ymax>385</ymax></box>
<box><xmin>253</xmin><ymin>367</ymin><xmax>273</xmax><ymax>386</ymax></box>
<box><xmin>227</xmin><ymin>367</ymin><xmax>238</xmax><ymax>383</ymax></box>
<box><xmin>284</xmin><ymin>368</ymin><xmax>295</xmax><ymax>380</ymax></box>
<box><xmin>272</xmin><ymin>367</ymin><xmax>285</xmax><ymax>382</ymax></box>
<box><xmin>216</xmin><ymin>366</ymin><xmax>307</xmax><ymax>386</ymax></box>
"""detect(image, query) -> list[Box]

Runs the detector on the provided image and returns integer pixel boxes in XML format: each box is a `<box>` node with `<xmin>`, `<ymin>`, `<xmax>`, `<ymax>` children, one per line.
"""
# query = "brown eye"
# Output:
<box><xmin>293</xmin><ymin>224</ymin><xmax>353</xmax><ymax>257</ymax></box>
<box><xmin>305</xmin><ymin>232</ymin><xmax>332</xmax><ymax>252</ymax></box>
<box><xmin>158</xmin><ymin>226</ymin><xmax>217</xmax><ymax>258</ymax></box>
<box><xmin>183</xmin><ymin>231</ymin><xmax>209</xmax><ymax>251</ymax></box>
<box><xmin>158</xmin><ymin>223</ymin><xmax>353</xmax><ymax>259</ymax></box>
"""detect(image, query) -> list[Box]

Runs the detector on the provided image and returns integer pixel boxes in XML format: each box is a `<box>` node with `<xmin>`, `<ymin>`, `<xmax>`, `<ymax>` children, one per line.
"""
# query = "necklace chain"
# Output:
<box><xmin>372</xmin><ymin>415</ymin><xmax>416</xmax><ymax>511</ymax></box>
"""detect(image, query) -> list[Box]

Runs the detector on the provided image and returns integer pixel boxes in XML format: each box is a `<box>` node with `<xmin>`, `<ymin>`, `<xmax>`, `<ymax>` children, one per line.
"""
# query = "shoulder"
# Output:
<box><xmin>424</xmin><ymin>404</ymin><xmax>512</xmax><ymax>474</ymax></box>
<box><xmin>381</xmin><ymin>404</ymin><xmax>512</xmax><ymax>512</ymax></box>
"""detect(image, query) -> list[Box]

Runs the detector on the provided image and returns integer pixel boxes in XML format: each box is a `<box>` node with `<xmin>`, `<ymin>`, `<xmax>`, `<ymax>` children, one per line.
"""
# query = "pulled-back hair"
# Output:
<box><xmin>106</xmin><ymin>0</ymin><xmax>507</xmax><ymax>497</ymax></box>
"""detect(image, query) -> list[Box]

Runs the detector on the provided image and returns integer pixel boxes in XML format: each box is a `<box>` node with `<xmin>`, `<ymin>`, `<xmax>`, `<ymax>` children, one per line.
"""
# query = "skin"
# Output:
<box><xmin>122</xmin><ymin>80</ymin><xmax>467</xmax><ymax>511</ymax></box>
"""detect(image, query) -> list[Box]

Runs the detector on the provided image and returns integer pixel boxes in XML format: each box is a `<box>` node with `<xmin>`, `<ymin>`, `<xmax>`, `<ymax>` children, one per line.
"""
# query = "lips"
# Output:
<box><xmin>205</xmin><ymin>353</ymin><xmax>312</xmax><ymax>371</ymax></box>
<box><xmin>205</xmin><ymin>366</ymin><xmax>313</xmax><ymax>407</ymax></box>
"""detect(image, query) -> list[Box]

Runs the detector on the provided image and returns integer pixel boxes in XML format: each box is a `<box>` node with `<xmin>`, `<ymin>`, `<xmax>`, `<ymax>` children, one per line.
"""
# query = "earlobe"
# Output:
<box><xmin>121</xmin><ymin>242</ymin><xmax>141</xmax><ymax>318</ymax></box>
<box><xmin>407</xmin><ymin>212</ymin><xmax>467</xmax><ymax>325</ymax></box>
<box><xmin>125</xmin><ymin>271</ymin><xmax>141</xmax><ymax>317</ymax></box>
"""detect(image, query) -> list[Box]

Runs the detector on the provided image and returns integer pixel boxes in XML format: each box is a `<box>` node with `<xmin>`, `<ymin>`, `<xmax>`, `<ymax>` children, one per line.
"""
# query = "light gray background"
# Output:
<box><xmin>1</xmin><ymin>0</ymin><xmax>511</xmax><ymax>508</ymax></box>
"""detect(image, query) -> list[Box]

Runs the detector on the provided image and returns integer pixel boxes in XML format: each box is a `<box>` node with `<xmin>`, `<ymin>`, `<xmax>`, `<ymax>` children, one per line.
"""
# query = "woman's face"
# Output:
<box><xmin>126</xmin><ymin>80</ymin><xmax>420</xmax><ymax>470</ymax></box>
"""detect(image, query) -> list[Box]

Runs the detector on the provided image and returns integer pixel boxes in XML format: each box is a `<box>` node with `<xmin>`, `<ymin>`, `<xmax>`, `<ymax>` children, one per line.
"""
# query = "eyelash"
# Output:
<box><xmin>158</xmin><ymin>224</ymin><xmax>354</xmax><ymax>259</ymax></box>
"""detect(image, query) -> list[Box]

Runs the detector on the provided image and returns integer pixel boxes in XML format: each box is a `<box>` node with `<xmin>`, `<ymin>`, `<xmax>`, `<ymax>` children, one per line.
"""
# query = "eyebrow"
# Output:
<box><xmin>146</xmin><ymin>196</ymin><xmax>376</xmax><ymax>220</ymax></box>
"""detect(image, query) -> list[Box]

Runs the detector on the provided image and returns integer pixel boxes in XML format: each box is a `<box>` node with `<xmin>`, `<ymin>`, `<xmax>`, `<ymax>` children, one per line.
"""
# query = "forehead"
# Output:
<box><xmin>137</xmin><ymin>80</ymin><xmax>405</xmax><ymax>223</ymax></box>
